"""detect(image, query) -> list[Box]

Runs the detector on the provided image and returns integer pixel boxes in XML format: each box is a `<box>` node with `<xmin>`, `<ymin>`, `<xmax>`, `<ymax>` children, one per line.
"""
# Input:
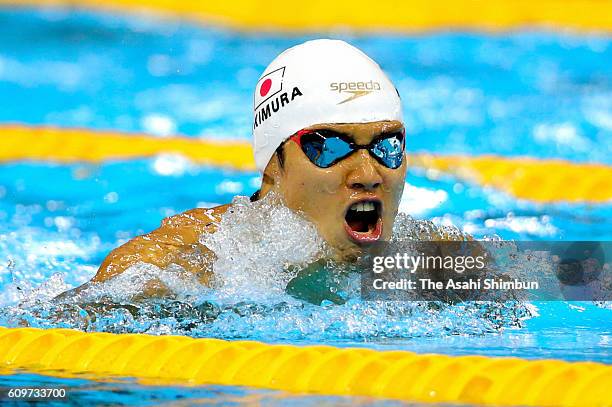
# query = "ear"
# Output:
<box><xmin>259</xmin><ymin>152</ymin><xmax>284</xmax><ymax>197</ymax></box>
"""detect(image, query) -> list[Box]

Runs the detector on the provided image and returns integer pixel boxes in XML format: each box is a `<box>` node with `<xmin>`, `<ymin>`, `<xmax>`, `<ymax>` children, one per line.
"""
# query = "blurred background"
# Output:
<box><xmin>0</xmin><ymin>1</ymin><xmax>611</xmax><ymax>291</ymax></box>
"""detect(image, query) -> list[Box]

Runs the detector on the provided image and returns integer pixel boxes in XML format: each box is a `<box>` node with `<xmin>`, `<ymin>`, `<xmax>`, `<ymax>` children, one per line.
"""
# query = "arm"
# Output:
<box><xmin>94</xmin><ymin>205</ymin><xmax>229</xmax><ymax>285</ymax></box>
<box><xmin>58</xmin><ymin>205</ymin><xmax>229</xmax><ymax>301</ymax></box>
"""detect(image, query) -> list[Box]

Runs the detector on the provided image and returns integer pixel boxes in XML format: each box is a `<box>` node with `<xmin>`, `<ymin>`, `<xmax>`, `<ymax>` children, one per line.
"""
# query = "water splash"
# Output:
<box><xmin>201</xmin><ymin>194</ymin><xmax>329</xmax><ymax>303</ymax></box>
<box><xmin>0</xmin><ymin>194</ymin><xmax>535</xmax><ymax>340</ymax></box>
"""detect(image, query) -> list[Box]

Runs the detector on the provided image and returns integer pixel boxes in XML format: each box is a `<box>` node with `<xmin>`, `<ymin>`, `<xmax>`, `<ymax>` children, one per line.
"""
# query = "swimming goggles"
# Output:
<box><xmin>289</xmin><ymin>128</ymin><xmax>405</xmax><ymax>169</ymax></box>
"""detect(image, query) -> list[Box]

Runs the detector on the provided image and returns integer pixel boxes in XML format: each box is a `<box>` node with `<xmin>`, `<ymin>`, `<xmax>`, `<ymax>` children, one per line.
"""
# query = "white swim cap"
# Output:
<box><xmin>252</xmin><ymin>39</ymin><xmax>403</xmax><ymax>173</ymax></box>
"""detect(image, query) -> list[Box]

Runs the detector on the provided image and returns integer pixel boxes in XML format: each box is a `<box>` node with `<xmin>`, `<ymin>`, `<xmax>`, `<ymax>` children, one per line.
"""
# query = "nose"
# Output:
<box><xmin>345</xmin><ymin>150</ymin><xmax>383</xmax><ymax>191</ymax></box>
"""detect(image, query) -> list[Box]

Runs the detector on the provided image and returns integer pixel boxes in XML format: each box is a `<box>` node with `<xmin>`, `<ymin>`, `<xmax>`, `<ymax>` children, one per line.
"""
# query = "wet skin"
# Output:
<box><xmin>64</xmin><ymin>120</ymin><xmax>406</xmax><ymax>298</ymax></box>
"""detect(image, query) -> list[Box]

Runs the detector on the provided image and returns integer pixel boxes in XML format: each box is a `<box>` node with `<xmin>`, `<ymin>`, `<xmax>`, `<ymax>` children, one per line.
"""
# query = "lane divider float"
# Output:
<box><xmin>0</xmin><ymin>327</ymin><xmax>611</xmax><ymax>406</ymax></box>
<box><xmin>2</xmin><ymin>125</ymin><xmax>611</xmax><ymax>203</ymax></box>
<box><xmin>2</xmin><ymin>0</ymin><xmax>612</xmax><ymax>32</ymax></box>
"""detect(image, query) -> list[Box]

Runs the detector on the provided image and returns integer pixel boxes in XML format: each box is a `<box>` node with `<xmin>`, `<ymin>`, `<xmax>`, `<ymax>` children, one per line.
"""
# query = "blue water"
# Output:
<box><xmin>1</xmin><ymin>373</ymin><xmax>409</xmax><ymax>406</ymax></box>
<box><xmin>0</xmin><ymin>6</ymin><xmax>611</xmax><ymax>405</ymax></box>
<box><xmin>1</xmin><ymin>9</ymin><xmax>612</xmax><ymax>163</ymax></box>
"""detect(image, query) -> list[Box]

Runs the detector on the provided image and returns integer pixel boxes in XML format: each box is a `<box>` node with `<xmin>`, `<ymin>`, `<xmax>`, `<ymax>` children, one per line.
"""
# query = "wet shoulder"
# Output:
<box><xmin>161</xmin><ymin>204</ymin><xmax>231</xmax><ymax>232</ymax></box>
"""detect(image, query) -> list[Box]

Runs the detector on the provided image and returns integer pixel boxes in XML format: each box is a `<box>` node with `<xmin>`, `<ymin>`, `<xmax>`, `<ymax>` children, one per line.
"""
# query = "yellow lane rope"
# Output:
<box><xmin>2</xmin><ymin>0</ymin><xmax>612</xmax><ymax>32</ymax></box>
<box><xmin>0</xmin><ymin>125</ymin><xmax>255</xmax><ymax>171</ymax></box>
<box><xmin>410</xmin><ymin>154</ymin><xmax>612</xmax><ymax>204</ymax></box>
<box><xmin>2</xmin><ymin>125</ymin><xmax>611</xmax><ymax>203</ymax></box>
<box><xmin>0</xmin><ymin>327</ymin><xmax>611</xmax><ymax>406</ymax></box>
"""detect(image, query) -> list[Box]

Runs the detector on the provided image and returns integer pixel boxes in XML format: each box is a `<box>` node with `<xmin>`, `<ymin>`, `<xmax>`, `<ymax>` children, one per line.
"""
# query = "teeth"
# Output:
<box><xmin>350</xmin><ymin>202</ymin><xmax>376</xmax><ymax>212</ymax></box>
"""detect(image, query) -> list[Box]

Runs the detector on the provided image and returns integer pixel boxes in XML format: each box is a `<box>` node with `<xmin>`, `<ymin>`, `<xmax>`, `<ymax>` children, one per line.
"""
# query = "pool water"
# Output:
<box><xmin>1</xmin><ymin>372</ymin><xmax>411</xmax><ymax>406</ymax></box>
<box><xmin>0</xmin><ymin>7</ymin><xmax>611</xmax><ymax>405</ymax></box>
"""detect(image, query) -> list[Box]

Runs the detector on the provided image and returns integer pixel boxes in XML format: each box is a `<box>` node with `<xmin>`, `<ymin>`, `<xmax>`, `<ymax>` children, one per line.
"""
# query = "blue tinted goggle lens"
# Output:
<box><xmin>300</xmin><ymin>131</ymin><xmax>404</xmax><ymax>169</ymax></box>
<box><xmin>370</xmin><ymin>136</ymin><xmax>404</xmax><ymax>169</ymax></box>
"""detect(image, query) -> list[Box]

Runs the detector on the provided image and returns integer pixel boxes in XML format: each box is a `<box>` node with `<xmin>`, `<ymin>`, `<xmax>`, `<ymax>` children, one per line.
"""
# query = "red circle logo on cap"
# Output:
<box><xmin>260</xmin><ymin>78</ymin><xmax>272</xmax><ymax>97</ymax></box>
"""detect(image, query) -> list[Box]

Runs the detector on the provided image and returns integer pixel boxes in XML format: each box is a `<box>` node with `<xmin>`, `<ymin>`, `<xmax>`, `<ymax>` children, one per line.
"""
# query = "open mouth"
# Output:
<box><xmin>344</xmin><ymin>199</ymin><xmax>383</xmax><ymax>244</ymax></box>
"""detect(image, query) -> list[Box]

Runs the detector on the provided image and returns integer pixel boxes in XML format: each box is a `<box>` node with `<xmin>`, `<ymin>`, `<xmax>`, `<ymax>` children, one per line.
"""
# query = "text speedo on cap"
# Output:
<box><xmin>252</xmin><ymin>39</ymin><xmax>403</xmax><ymax>173</ymax></box>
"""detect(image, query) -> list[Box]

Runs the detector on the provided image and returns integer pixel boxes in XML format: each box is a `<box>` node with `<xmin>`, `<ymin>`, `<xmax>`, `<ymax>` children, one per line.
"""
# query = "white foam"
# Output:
<box><xmin>71</xmin><ymin>262</ymin><xmax>207</xmax><ymax>304</ymax></box>
<box><xmin>1</xmin><ymin>196</ymin><xmax>535</xmax><ymax>339</ymax></box>
<box><xmin>201</xmin><ymin>193</ymin><xmax>329</xmax><ymax>303</ymax></box>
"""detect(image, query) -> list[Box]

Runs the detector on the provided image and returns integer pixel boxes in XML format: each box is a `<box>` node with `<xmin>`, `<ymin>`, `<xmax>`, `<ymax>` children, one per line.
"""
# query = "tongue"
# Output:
<box><xmin>347</xmin><ymin>218</ymin><xmax>368</xmax><ymax>233</ymax></box>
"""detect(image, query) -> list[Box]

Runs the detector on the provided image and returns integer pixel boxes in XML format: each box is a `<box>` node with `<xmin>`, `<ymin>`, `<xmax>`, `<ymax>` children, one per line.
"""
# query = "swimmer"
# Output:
<box><xmin>62</xmin><ymin>39</ymin><xmax>424</xmax><ymax>299</ymax></box>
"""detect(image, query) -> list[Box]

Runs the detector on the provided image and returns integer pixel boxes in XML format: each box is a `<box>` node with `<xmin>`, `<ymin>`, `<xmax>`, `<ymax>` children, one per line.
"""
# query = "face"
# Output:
<box><xmin>266</xmin><ymin>120</ymin><xmax>407</xmax><ymax>260</ymax></box>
